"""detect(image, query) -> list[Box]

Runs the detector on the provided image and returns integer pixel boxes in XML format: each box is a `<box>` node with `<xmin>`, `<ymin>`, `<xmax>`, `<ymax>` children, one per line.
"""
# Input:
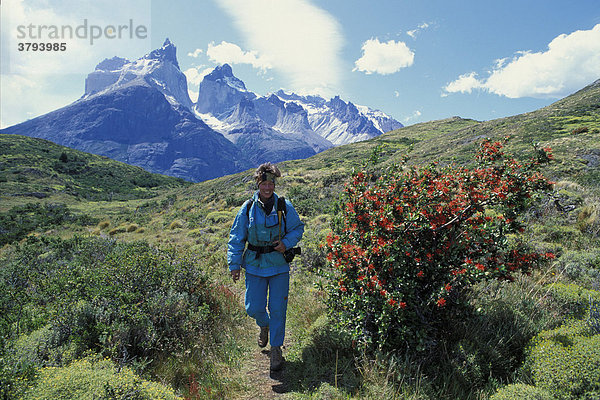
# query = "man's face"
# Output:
<box><xmin>259</xmin><ymin>180</ymin><xmax>275</xmax><ymax>199</ymax></box>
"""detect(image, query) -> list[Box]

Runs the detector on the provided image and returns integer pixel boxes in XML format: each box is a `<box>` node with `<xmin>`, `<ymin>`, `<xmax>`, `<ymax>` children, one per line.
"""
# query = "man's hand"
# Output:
<box><xmin>273</xmin><ymin>241</ymin><xmax>287</xmax><ymax>254</ymax></box>
<box><xmin>231</xmin><ymin>269</ymin><xmax>241</xmax><ymax>282</ymax></box>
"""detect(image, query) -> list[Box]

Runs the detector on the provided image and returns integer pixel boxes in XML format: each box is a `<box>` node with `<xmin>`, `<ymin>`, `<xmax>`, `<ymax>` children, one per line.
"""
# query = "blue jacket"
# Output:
<box><xmin>227</xmin><ymin>191</ymin><xmax>304</xmax><ymax>277</ymax></box>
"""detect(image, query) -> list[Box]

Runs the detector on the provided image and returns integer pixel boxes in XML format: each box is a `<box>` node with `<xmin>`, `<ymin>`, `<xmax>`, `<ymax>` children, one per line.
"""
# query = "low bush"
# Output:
<box><xmin>0</xmin><ymin>203</ymin><xmax>72</xmax><ymax>245</ymax></box>
<box><xmin>547</xmin><ymin>283</ymin><xmax>600</xmax><ymax>320</ymax></box>
<box><xmin>0</xmin><ymin>235</ymin><xmax>242</xmax><ymax>397</ymax></box>
<box><xmin>22</xmin><ymin>356</ymin><xmax>180</xmax><ymax>400</ymax></box>
<box><xmin>557</xmin><ymin>250</ymin><xmax>600</xmax><ymax>288</ymax></box>
<box><xmin>205</xmin><ymin>211</ymin><xmax>232</xmax><ymax>224</ymax></box>
<box><xmin>168</xmin><ymin>220</ymin><xmax>184</xmax><ymax>229</ymax></box>
<box><xmin>523</xmin><ymin>320</ymin><xmax>600</xmax><ymax>400</ymax></box>
<box><xmin>440</xmin><ymin>277</ymin><xmax>560</xmax><ymax>391</ymax></box>
<box><xmin>126</xmin><ymin>223</ymin><xmax>139</xmax><ymax>232</ymax></box>
<box><xmin>571</xmin><ymin>126</ymin><xmax>589</xmax><ymax>135</ymax></box>
<box><xmin>489</xmin><ymin>383</ymin><xmax>554</xmax><ymax>400</ymax></box>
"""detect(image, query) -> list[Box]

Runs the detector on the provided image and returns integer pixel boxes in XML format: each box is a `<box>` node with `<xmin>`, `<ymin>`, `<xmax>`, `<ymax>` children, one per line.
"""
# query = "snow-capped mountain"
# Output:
<box><xmin>84</xmin><ymin>38</ymin><xmax>193</xmax><ymax>109</ymax></box>
<box><xmin>275</xmin><ymin>90</ymin><xmax>403</xmax><ymax>145</ymax></box>
<box><xmin>193</xmin><ymin>64</ymin><xmax>402</xmax><ymax>163</ymax></box>
<box><xmin>1</xmin><ymin>40</ymin><xmax>403</xmax><ymax>182</ymax></box>
<box><xmin>1</xmin><ymin>39</ymin><xmax>249</xmax><ymax>182</ymax></box>
<box><xmin>194</xmin><ymin>64</ymin><xmax>332</xmax><ymax>165</ymax></box>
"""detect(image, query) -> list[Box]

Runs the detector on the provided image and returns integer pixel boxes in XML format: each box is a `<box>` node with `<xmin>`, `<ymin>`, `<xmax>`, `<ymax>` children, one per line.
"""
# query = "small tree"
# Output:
<box><xmin>321</xmin><ymin>139</ymin><xmax>555</xmax><ymax>353</ymax></box>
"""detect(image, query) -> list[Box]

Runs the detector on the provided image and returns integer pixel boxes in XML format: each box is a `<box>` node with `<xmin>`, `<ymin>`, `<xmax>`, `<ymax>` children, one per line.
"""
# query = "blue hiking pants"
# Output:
<box><xmin>245</xmin><ymin>271</ymin><xmax>289</xmax><ymax>347</ymax></box>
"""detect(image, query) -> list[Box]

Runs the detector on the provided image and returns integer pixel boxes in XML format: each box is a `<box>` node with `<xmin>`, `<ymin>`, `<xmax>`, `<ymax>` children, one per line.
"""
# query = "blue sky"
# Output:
<box><xmin>2</xmin><ymin>0</ymin><xmax>600</xmax><ymax>128</ymax></box>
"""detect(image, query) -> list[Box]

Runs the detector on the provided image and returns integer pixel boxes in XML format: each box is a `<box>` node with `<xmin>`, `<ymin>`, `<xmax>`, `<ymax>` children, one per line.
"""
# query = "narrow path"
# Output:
<box><xmin>229</xmin><ymin>277</ymin><xmax>295</xmax><ymax>400</ymax></box>
<box><xmin>237</xmin><ymin>327</ymin><xmax>293</xmax><ymax>399</ymax></box>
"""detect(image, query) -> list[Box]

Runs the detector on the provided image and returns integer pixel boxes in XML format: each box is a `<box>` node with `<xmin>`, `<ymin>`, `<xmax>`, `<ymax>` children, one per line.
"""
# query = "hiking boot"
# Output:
<box><xmin>270</xmin><ymin>346</ymin><xmax>283</xmax><ymax>371</ymax></box>
<box><xmin>258</xmin><ymin>326</ymin><xmax>269</xmax><ymax>348</ymax></box>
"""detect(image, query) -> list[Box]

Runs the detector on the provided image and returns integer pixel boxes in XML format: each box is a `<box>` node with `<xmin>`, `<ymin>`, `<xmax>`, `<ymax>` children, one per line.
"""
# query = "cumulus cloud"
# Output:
<box><xmin>214</xmin><ymin>0</ymin><xmax>343</xmax><ymax>95</ymax></box>
<box><xmin>444</xmin><ymin>24</ymin><xmax>600</xmax><ymax>98</ymax></box>
<box><xmin>443</xmin><ymin>72</ymin><xmax>484</xmax><ymax>94</ymax></box>
<box><xmin>183</xmin><ymin>66</ymin><xmax>215</xmax><ymax>103</ymax></box>
<box><xmin>1</xmin><ymin>0</ymin><xmax>151</xmax><ymax>127</ymax></box>
<box><xmin>354</xmin><ymin>38</ymin><xmax>414</xmax><ymax>75</ymax></box>
<box><xmin>183</xmin><ymin>66</ymin><xmax>214</xmax><ymax>86</ymax></box>
<box><xmin>206</xmin><ymin>41</ymin><xmax>272</xmax><ymax>72</ymax></box>
<box><xmin>187</xmin><ymin>48</ymin><xmax>203</xmax><ymax>58</ymax></box>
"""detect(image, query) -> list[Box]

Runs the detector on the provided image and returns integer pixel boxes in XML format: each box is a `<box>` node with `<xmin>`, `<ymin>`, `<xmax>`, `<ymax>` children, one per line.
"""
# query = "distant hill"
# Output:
<box><xmin>0</xmin><ymin>134</ymin><xmax>190</xmax><ymax>208</ymax></box>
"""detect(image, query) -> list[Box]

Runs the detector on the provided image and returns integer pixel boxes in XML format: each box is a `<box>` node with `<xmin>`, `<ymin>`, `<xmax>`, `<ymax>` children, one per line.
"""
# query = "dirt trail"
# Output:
<box><xmin>237</xmin><ymin>331</ymin><xmax>293</xmax><ymax>399</ymax></box>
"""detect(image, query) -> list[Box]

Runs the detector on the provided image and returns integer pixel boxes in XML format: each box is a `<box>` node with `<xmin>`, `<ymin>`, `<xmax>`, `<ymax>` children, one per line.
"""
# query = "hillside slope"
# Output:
<box><xmin>0</xmin><ymin>134</ymin><xmax>190</xmax><ymax>209</ymax></box>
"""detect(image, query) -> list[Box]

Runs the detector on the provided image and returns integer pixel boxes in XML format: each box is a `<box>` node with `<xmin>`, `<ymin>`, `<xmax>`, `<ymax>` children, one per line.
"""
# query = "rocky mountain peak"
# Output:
<box><xmin>144</xmin><ymin>38</ymin><xmax>179</xmax><ymax>69</ymax></box>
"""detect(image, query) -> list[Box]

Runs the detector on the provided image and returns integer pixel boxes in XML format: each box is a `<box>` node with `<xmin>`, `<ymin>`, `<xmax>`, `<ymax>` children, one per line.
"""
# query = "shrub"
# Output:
<box><xmin>489</xmin><ymin>383</ymin><xmax>554</xmax><ymax>400</ymax></box>
<box><xmin>108</xmin><ymin>226</ymin><xmax>126</xmax><ymax>235</ymax></box>
<box><xmin>322</xmin><ymin>139</ymin><xmax>555</xmax><ymax>353</ymax></box>
<box><xmin>98</xmin><ymin>220</ymin><xmax>111</xmax><ymax>229</ymax></box>
<box><xmin>287</xmin><ymin>185</ymin><xmax>322</xmax><ymax>217</ymax></box>
<box><xmin>22</xmin><ymin>356</ymin><xmax>181</xmax><ymax>400</ymax></box>
<box><xmin>126</xmin><ymin>223</ymin><xmax>139</xmax><ymax>232</ymax></box>
<box><xmin>0</xmin><ymin>203</ymin><xmax>72</xmax><ymax>245</ymax></box>
<box><xmin>547</xmin><ymin>283</ymin><xmax>600</xmax><ymax>320</ymax></box>
<box><xmin>571</xmin><ymin>126</ymin><xmax>589</xmax><ymax>135</ymax></box>
<box><xmin>523</xmin><ymin>321</ymin><xmax>600</xmax><ymax>399</ymax></box>
<box><xmin>168</xmin><ymin>220</ymin><xmax>183</xmax><ymax>229</ymax></box>
<box><xmin>1</xmin><ymin>236</ymin><xmax>220</xmax><ymax>366</ymax></box>
<box><xmin>441</xmin><ymin>277</ymin><xmax>561</xmax><ymax>389</ymax></box>
<box><xmin>205</xmin><ymin>211</ymin><xmax>232</xmax><ymax>224</ymax></box>
<box><xmin>557</xmin><ymin>250</ymin><xmax>600</xmax><ymax>287</ymax></box>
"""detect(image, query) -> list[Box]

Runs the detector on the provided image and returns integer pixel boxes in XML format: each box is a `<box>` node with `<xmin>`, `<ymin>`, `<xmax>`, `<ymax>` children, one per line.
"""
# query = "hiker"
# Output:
<box><xmin>227</xmin><ymin>162</ymin><xmax>304</xmax><ymax>371</ymax></box>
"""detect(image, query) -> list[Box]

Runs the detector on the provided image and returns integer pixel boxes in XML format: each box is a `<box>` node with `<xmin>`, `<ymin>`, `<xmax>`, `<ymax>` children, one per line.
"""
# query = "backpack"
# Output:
<box><xmin>245</xmin><ymin>197</ymin><xmax>287</xmax><ymax>219</ymax></box>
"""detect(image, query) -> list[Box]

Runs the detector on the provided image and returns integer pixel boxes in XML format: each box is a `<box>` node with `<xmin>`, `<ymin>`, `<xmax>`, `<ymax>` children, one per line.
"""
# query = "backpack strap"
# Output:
<box><xmin>277</xmin><ymin>196</ymin><xmax>287</xmax><ymax>216</ymax></box>
<box><xmin>245</xmin><ymin>199</ymin><xmax>254</xmax><ymax>218</ymax></box>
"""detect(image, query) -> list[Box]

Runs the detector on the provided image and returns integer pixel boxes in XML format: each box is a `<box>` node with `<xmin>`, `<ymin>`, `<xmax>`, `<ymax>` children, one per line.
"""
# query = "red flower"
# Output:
<box><xmin>437</xmin><ymin>298</ymin><xmax>446</xmax><ymax>307</ymax></box>
<box><xmin>417</xmin><ymin>270</ymin><xmax>424</xmax><ymax>278</ymax></box>
<box><xmin>399</xmin><ymin>302</ymin><xmax>407</xmax><ymax>309</ymax></box>
<box><xmin>444</xmin><ymin>284</ymin><xmax>452</xmax><ymax>292</ymax></box>
<box><xmin>388</xmin><ymin>298</ymin><xmax>397</xmax><ymax>306</ymax></box>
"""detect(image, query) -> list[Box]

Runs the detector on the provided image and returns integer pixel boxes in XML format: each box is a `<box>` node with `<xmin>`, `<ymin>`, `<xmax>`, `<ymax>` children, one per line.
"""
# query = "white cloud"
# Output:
<box><xmin>444</xmin><ymin>24</ymin><xmax>600</xmax><ymax>98</ymax></box>
<box><xmin>187</xmin><ymin>48</ymin><xmax>203</xmax><ymax>58</ymax></box>
<box><xmin>206</xmin><ymin>41</ymin><xmax>272</xmax><ymax>72</ymax></box>
<box><xmin>183</xmin><ymin>66</ymin><xmax>215</xmax><ymax>102</ymax></box>
<box><xmin>443</xmin><ymin>72</ymin><xmax>484</xmax><ymax>94</ymax></box>
<box><xmin>394</xmin><ymin>90</ymin><xmax>400</xmax><ymax>97</ymax></box>
<box><xmin>354</xmin><ymin>38</ymin><xmax>414</xmax><ymax>75</ymax></box>
<box><xmin>214</xmin><ymin>0</ymin><xmax>344</xmax><ymax>96</ymax></box>
<box><xmin>1</xmin><ymin>0</ymin><xmax>151</xmax><ymax>127</ymax></box>
<box><xmin>407</xmin><ymin>22</ymin><xmax>430</xmax><ymax>39</ymax></box>
<box><xmin>402</xmin><ymin>110</ymin><xmax>422</xmax><ymax>124</ymax></box>
<box><xmin>0</xmin><ymin>74</ymin><xmax>75</xmax><ymax>128</ymax></box>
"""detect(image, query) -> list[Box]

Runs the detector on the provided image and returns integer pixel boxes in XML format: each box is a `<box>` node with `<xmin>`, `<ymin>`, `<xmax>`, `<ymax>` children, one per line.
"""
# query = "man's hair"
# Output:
<box><xmin>254</xmin><ymin>162</ymin><xmax>281</xmax><ymax>185</ymax></box>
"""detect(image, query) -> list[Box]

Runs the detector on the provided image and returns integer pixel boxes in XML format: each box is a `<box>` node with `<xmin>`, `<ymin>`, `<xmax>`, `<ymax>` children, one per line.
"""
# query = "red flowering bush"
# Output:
<box><xmin>322</xmin><ymin>139</ymin><xmax>555</xmax><ymax>353</ymax></box>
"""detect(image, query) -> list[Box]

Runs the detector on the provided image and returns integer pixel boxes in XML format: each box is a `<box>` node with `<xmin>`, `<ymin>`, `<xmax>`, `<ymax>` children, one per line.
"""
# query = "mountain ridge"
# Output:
<box><xmin>1</xmin><ymin>39</ymin><xmax>402</xmax><ymax>182</ymax></box>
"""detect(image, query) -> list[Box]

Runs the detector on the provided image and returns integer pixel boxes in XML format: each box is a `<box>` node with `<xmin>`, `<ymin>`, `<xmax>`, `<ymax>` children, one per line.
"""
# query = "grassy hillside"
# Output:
<box><xmin>1</xmin><ymin>80</ymin><xmax>600</xmax><ymax>399</ymax></box>
<box><xmin>0</xmin><ymin>134</ymin><xmax>190</xmax><ymax>209</ymax></box>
